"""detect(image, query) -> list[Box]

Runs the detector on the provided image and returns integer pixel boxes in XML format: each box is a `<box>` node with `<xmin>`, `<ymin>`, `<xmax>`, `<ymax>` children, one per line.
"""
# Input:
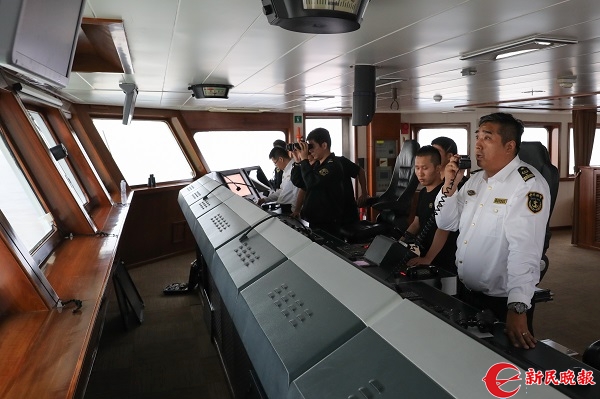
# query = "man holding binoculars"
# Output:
<box><xmin>290</xmin><ymin>128</ymin><xmax>344</xmax><ymax>234</ymax></box>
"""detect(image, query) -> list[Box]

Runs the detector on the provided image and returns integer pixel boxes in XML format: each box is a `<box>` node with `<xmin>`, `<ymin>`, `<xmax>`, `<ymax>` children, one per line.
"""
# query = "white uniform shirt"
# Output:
<box><xmin>435</xmin><ymin>156</ymin><xmax>550</xmax><ymax>307</ymax></box>
<box><xmin>263</xmin><ymin>160</ymin><xmax>299</xmax><ymax>211</ymax></box>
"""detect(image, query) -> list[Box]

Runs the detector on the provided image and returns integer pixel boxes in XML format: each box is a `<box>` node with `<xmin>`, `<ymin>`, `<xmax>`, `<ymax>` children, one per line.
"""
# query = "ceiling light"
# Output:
<box><xmin>303</xmin><ymin>95</ymin><xmax>335</xmax><ymax>102</ymax></box>
<box><xmin>324</xmin><ymin>106</ymin><xmax>352</xmax><ymax>111</ymax></box>
<box><xmin>376</xmin><ymin>77</ymin><xmax>407</xmax><ymax>88</ymax></box>
<box><xmin>261</xmin><ymin>0</ymin><xmax>371</xmax><ymax>34</ymax></box>
<box><xmin>460</xmin><ymin>36</ymin><xmax>577</xmax><ymax>61</ymax></box>
<box><xmin>557</xmin><ymin>75</ymin><xmax>577</xmax><ymax>89</ymax></box>
<box><xmin>207</xmin><ymin>107</ymin><xmax>269</xmax><ymax>113</ymax></box>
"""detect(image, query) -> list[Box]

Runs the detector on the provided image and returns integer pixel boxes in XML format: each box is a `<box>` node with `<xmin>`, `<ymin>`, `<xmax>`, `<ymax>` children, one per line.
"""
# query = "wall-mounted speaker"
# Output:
<box><xmin>352</xmin><ymin>65</ymin><xmax>376</xmax><ymax>126</ymax></box>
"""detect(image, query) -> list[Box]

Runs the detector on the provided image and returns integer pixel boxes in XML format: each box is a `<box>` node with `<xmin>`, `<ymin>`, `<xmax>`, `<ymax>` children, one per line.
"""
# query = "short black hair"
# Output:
<box><xmin>306</xmin><ymin>127</ymin><xmax>331</xmax><ymax>150</ymax></box>
<box><xmin>478</xmin><ymin>112</ymin><xmax>524</xmax><ymax>152</ymax></box>
<box><xmin>269</xmin><ymin>146</ymin><xmax>290</xmax><ymax>160</ymax></box>
<box><xmin>273</xmin><ymin>139</ymin><xmax>287</xmax><ymax>148</ymax></box>
<box><xmin>416</xmin><ymin>145</ymin><xmax>442</xmax><ymax>166</ymax></box>
<box><xmin>431</xmin><ymin>136</ymin><xmax>458</xmax><ymax>155</ymax></box>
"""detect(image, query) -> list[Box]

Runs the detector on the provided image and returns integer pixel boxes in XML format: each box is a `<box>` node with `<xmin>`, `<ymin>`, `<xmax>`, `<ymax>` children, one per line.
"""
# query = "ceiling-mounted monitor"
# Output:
<box><xmin>0</xmin><ymin>0</ymin><xmax>86</xmax><ymax>88</ymax></box>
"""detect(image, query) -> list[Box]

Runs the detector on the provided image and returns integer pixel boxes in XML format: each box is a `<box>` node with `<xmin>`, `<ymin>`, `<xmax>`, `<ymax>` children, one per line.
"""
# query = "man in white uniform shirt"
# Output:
<box><xmin>435</xmin><ymin>112</ymin><xmax>550</xmax><ymax>350</ymax></box>
<box><xmin>257</xmin><ymin>146</ymin><xmax>300</xmax><ymax>213</ymax></box>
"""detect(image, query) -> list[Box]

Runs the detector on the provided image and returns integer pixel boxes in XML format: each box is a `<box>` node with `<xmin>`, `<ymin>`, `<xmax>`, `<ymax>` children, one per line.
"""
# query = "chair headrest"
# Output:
<box><xmin>396</xmin><ymin>140</ymin><xmax>420</xmax><ymax>167</ymax></box>
<box><xmin>519</xmin><ymin>141</ymin><xmax>551</xmax><ymax>169</ymax></box>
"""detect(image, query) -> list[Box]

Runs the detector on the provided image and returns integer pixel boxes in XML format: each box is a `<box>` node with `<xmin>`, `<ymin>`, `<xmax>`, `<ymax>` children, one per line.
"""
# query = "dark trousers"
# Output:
<box><xmin>458</xmin><ymin>282</ymin><xmax>535</xmax><ymax>334</ymax></box>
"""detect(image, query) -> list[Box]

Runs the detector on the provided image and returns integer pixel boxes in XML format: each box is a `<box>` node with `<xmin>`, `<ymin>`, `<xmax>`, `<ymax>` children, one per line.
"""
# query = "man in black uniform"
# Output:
<box><xmin>337</xmin><ymin>155</ymin><xmax>368</xmax><ymax>226</ymax></box>
<box><xmin>402</xmin><ymin>145</ymin><xmax>458</xmax><ymax>274</ymax></box>
<box><xmin>291</xmin><ymin>128</ymin><xmax>344</xmax><ymax>233</ymax></box>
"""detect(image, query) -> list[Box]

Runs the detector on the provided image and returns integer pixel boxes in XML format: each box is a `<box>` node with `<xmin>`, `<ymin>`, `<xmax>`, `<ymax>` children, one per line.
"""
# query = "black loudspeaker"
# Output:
<box><xmin>352</xmin><ymin>65</ymin><xmax>376</xmax><ymax>126</ymax></box>
<box><xmin>364</xmin><ymin>235</ymin><xmax>416</xmax><ymax>270</ymax></box>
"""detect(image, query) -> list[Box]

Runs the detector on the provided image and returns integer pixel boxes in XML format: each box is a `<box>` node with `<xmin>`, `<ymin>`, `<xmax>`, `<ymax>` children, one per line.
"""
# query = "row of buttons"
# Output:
<box><xmin>210</xmin><ymin>214</ymin><xmax>230</xmax><ymax>232</ymax></box>
<box><xmin>234</xmin><ymin>242</ymin><xmax>261</xmax><ymax>266</ymax></box>
<box><xmin>267</xmin><ymin>283</ymin><xmax>313</xmax><ymax>328</ymax></box>
<box><xmin>196</xmin><ymin>198</ymin><xmax>212</xmax><ymax>210</ymax></box>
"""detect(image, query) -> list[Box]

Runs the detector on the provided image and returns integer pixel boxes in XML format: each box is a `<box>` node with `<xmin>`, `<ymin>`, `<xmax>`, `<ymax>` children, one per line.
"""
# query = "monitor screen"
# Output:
<box><xmin>0</xmin><ymin>0</ymin><xmax>86</xmax><ymax>88</ymax></box>
<box><xmin>222</xmin><ymin>173</ymin><xmax>252</xmax><ymax>197</ymax></box>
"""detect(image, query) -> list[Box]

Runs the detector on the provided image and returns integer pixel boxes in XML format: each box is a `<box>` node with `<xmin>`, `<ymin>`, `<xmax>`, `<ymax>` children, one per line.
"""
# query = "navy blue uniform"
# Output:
<box><xmin>291</xmin><ymin>154</ymin><xmax>344</xmax><ymax>232</ymax></box>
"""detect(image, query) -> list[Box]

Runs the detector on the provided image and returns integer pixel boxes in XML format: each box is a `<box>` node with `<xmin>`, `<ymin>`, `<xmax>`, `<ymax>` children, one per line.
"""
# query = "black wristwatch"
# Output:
<box><xmin>507</xmin><ymin>302</ymin><xmax>528</xmax><ymax>314</ymax></box>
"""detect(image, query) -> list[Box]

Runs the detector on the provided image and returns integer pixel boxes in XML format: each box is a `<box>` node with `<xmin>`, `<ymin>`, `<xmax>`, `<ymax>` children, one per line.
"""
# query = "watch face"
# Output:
<box><xmin>509</xmin><ymin>302</ymin><xmax>527</xmax><ymax>314</ymax></box>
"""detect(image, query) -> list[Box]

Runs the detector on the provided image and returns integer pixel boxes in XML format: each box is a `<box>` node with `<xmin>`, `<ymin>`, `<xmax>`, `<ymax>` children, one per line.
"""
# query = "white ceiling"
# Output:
<box><xmin>61</xmin><ymin>0</ymin><xmax>600</xmax><ymax>115</ymax></box>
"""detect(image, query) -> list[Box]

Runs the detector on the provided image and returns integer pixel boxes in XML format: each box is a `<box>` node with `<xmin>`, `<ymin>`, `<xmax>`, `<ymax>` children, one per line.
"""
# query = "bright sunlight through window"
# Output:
<box><xmin>93</xmin><ymin>119</ymin><xmax>194</xmax><ymax>186</ymax></box>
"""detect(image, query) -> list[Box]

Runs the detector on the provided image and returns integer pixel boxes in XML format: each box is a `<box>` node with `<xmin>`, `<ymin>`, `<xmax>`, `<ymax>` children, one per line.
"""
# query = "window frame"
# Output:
<box><xmin>0</xmin><ymin>123</ymin><xmax>61</xmax><ymax>266</ymax></box>
<box><xmin>193</xmin><ymin>130</ymin><xmax>286</xmax><ymax>177</ymax></box>
<box><xmin>92</xmin><ymin>117</ymin><xmax>196</xmax><ymax>187</ymax></box>
<box><xmin>567</xmin><ymin>122</ymin><xmax>600</xmax><ymax>177</ymax></box>
<box><xmin>521</xmin><ymin>122</ymin><xmax>559</xmax><ymax>170</ymax></box>
<box><xmin>411</xmin><ymin>123</ymin><xmax>471</xmax><ymax>155</ymax></box>
<box><xmin>27</xmin><ymin>108</ymin><xmax>91</xmax><ymax>209</ymax></box>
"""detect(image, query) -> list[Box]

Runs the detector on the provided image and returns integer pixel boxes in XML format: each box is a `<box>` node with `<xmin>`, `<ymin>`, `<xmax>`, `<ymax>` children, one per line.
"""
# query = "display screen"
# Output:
<box><xmin>222</xmin><ymin>173</ymin><xmax>252</xmax><ymax>197</ymax></box>
<box><xmin>0</xmin><ymin>0</ymin><xmax>86</xmax><ymax>87</ymax></box>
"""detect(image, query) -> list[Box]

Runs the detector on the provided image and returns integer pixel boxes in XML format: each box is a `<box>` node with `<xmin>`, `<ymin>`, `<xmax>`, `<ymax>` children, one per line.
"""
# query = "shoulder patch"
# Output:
<box><xmin>519</xmin><ymin>166</ymin><xmax>535</xmax><ymax>182</ymax></box>
<box><xmin>318</xmin><ymin>168</ymin><xmax>329</xmax><ymax>176</ymax></box>
<box><xmin>527</xmin><ymin>192</ymin><xmax>543</xmax><ymax>213</ymax></box>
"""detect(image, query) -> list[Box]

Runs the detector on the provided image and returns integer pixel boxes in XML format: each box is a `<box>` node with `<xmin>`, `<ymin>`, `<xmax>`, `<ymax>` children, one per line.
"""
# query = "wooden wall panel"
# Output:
<box><xmin>117</xmin><ymin>185</ymin><xmax>195</xmax><ymax>266</ymax></box>
<box><xmin>0</xmin><ymin>239</ymin><xmax>48</xmax><ymax>315</ymax></box>
<box><xmin>180</xmin><ymin>111</ymin><xmax>293</xmax><ymax>135</ymax></box>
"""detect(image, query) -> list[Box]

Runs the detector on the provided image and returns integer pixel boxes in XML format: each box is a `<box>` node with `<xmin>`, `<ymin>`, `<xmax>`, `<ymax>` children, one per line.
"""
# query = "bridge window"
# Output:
<box><xmin>28</xmin><ymin>111</ymin><xmax>88</xmax><ymax>206</ymax></box>
<box><xmin>522</xmin><ymin>127</ymin><xmax>549</xmax><ymax>148</ymax></box>
<box><xmin>0</xmin><ymin>131</ymin><xmax>54</xmax><ymax>252</ymax></box>
<box><xmin>305</xmin><ymin>118</ymin><xmax>343</xmax><ymax>156</ymax></box>
<box><xmin>194</xmin><ymin>131</ymin><xmax>285</xmax><ymax>177</ymax></box>
<box><xmin>569</xmin><ymin>127</ymin><xmax>600</xmax><ymax>175</ymax></box>
<box><xmin>93</xmin><ymin>119</ymin><xmax>194</xmax><ymax>186</ymax></box>
<box><xmin>414</xmin><ymin>126</ymin><xmax>469</xmax><ymax>154</ymax></box>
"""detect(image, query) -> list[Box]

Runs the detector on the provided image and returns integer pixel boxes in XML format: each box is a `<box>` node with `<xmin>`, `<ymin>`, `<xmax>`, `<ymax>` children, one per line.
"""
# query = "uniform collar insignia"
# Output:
<box><xmin>467</xmin><ymin>190</ymin><xmax>476</xmax><ymax>196</ymax></box>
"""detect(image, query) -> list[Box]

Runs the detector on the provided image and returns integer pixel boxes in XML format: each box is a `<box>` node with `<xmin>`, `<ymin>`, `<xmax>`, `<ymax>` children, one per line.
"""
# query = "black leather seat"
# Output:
<box><xmin>339</xmin><ymin>140</ymin><xmax>420</xmax><ymax>243</ymax></box>
<box><xmin>518</xmin><ymin>141</ymin><xmax>559</xmax><ymax>282</ymax></box>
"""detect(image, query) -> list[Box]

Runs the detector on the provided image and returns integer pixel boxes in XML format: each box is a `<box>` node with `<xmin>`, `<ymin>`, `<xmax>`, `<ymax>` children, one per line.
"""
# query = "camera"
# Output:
<box><xmin>286</xmin><ymin>142</ymin><xmax>313</xmax><ymax>151</ymax></box>
<box><xmin>458</xmin><ymin>155</ymin><xmax>471</xmax><ymax>170</ymax></box>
